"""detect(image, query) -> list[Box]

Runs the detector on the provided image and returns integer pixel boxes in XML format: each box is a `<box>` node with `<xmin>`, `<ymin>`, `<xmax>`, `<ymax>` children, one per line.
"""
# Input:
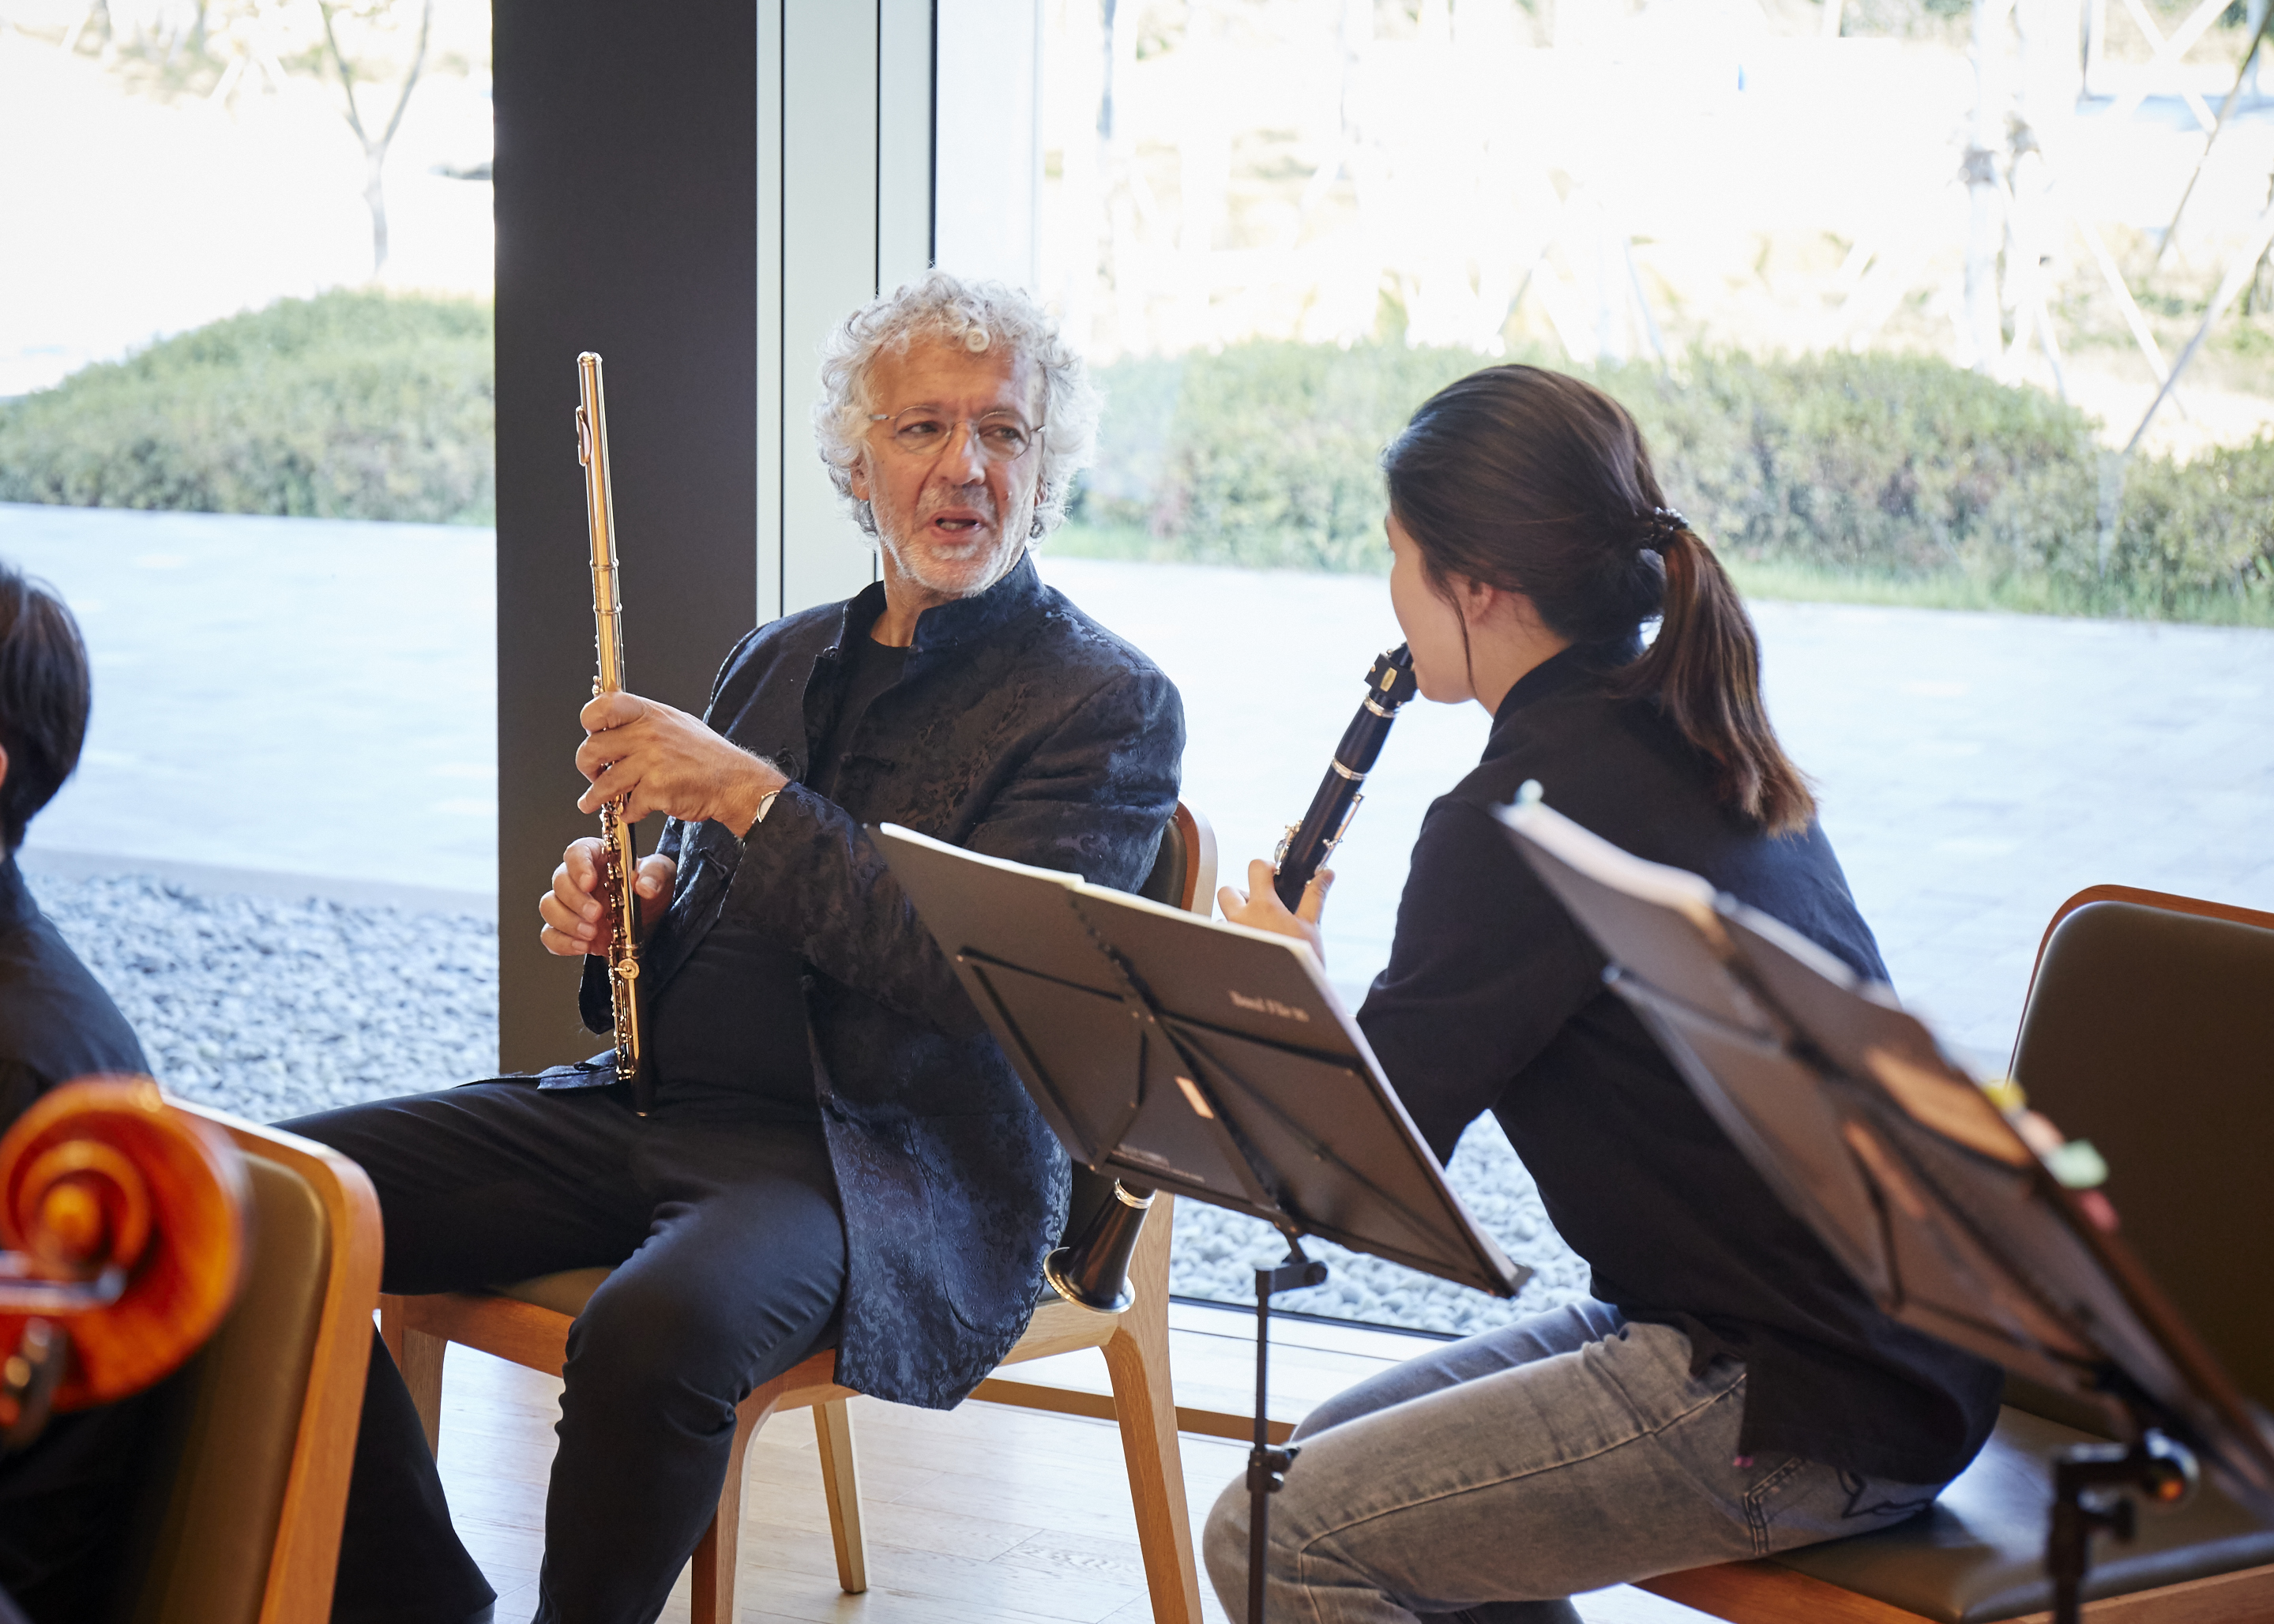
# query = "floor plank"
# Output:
<box><xmin>434</xmin><ymin>1336</ymin><xmax>1713</xmax><ymax>1624</ymax></box>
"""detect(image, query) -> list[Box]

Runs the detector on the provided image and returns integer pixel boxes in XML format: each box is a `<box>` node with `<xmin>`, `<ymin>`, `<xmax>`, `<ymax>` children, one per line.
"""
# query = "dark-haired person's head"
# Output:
<box><xmin>0</xmin><ymin>564</ymin><xmax>92</xmax><ymax>853</ymax></box>
<box><xmin>1381</xmin><ymin>364</ymin><xmax>1814</xmax><ymax>836</ymax></box>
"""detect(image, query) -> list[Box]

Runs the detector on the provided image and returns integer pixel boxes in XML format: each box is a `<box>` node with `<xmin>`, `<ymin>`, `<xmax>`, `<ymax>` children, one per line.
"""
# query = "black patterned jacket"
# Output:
<box><xmin>562</xmin><ymin>553</ymin><xmax>1182</xmax><ymax>1408</ymax></box>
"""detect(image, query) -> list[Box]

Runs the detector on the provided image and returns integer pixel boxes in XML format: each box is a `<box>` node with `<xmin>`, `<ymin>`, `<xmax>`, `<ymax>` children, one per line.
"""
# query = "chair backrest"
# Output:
<box><xmin>1066</xmin><ymin>801</ymin><xmax>1216</xmax><ymax>1245</ymax></box>
<box><xmin>122</xmin><ymin>1107</ymin><xmax>382</xmax><ymax>1624</ymax></box>
<box><xmin>1136</xmin><ymin>801</ymin><xmax>1218</xmax><ymax>918</ymax></box>
<box><xmin>2009</xmin><ymin>889</ymin><xmax>2274</xmax><ymax>1414</ymax></box>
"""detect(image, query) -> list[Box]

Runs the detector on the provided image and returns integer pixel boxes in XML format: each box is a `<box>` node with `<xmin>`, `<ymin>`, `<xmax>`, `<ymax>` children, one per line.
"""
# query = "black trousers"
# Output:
<box><xmin>0</xmin><ymin>1385</ymin><xmax>174</xmax><ymax>1624</ymax></box>
<box><xmin>284</xmin><ymin>1079</ymin><xmax>848</xmax><ymax>1624</ymax></box>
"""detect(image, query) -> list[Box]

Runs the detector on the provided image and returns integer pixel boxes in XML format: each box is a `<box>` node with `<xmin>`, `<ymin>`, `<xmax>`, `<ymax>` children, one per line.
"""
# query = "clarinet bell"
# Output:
<box><xmin>1044</xmin><ymin>1181</ymin><xmax>1156</xmax><ymax>1313</ymax></box>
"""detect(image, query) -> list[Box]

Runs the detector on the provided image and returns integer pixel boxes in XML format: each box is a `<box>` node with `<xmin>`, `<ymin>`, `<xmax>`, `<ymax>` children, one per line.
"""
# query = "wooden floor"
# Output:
<box><xmin>430</xmin><ymin>1304</ymin><xmax>1715</xmax><ymax>1624</ymax></box>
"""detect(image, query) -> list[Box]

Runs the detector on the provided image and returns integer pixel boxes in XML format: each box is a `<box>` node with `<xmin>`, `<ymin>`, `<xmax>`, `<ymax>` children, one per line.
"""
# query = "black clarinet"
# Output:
<box><xmin>1272</xmin><ymin>644</ymin><xmax>1420</xmax><ymax>910</ymax></box>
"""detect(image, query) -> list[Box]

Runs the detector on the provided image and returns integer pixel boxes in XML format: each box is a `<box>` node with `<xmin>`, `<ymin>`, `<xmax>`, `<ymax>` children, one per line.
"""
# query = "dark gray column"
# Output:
<box><xmin>493</xmin><ymin>1</ymin><xmax>758</xmax><ymax>1070</ymax></box>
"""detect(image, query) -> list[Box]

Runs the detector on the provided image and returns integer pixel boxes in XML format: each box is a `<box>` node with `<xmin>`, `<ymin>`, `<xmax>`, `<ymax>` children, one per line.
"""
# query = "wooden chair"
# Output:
<box><xmin>126</xmin><ymin>1103</ymin><xmax>385</xmax><ymax>1624</ymax></box>
<box><xmin>1639</xmin><ymin>884</ymin><xmax>2274</xmax><ymax>1623</ymax></box>
<box><xmin>381</xmin><ymin>803</ymin><xmax>1219</xmax><ymax>1624</ymax></box>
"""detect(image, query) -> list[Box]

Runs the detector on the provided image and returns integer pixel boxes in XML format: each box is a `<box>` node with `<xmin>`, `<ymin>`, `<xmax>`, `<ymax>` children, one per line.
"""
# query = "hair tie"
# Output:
<box><xmin>1648</xmin><ymin>506</ymin><xmax>1688</xmax><ymax>540</ymax></box>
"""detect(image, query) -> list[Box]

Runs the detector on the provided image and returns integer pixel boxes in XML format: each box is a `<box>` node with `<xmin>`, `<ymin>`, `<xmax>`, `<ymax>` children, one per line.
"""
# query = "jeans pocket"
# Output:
<box><xmin>1742</xmin><ymin>1461</ymin><xmax>1946</xmax><ymax>1556</ymax></box>
<box><xmin>1740</xmin><ymin>1455</ymin><xmax>1810</xmax><ymax>1557</ymax></box>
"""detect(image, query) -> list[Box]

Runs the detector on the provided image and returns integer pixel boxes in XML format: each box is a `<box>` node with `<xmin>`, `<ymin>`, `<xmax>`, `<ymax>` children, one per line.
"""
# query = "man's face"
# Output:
<box><xmin>849</xmin><ymin>340</ymin><xmax>1046</xmax><ymax>604</ymax></box>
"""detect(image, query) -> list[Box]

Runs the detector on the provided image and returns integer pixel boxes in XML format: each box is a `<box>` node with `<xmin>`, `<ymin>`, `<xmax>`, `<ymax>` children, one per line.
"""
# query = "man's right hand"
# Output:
<box><xmin>538</xmin><ymin>838</ymin><xmax>678</xmax><ymax>957</ymax></box>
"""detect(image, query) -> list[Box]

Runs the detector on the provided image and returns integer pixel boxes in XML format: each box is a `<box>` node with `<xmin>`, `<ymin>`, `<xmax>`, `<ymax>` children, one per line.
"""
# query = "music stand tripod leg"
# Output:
<box><xmin>1247</xmin><ymin>1240</ymin><xmax>1329</xmax><ymax>1624</ymax></box>
<box><xmin>2045</xmin><ymin>1434</ymin><xmax>2196</xmax><ymax>1624</ymax></box>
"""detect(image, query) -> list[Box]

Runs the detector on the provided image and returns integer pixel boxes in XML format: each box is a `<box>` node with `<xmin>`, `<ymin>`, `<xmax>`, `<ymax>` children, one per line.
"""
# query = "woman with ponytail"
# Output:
<box><xmin>1210</xmin><ymin>367</ymin><xmax>2000</xmax><ymax>1623</ymax></box>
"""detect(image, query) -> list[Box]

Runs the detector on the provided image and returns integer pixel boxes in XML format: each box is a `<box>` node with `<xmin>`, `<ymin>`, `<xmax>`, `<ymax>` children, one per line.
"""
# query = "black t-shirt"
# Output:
<box><xmin>1356</xmin><ymin>641</ymin><xmax>2003</xmax><ymax>1487</ymax></box>
<box><xmin>0</xmin><ymin>858</ymin><xmax>148</xmax><ymax>1127</ymax></box>
<box><xmin>810</xmin><ymin>631</ymin><xmax>915</xmax><ymax>803</ymax></box>
<box><xmin>646</xmin><ymin>630</ymin><xmax>913</xmax><ymax>1115</ymax></box>
<box><xmin>0</xmin><ymin>855</ymin><xmax>167</xmax><ymax>1624</ymax></box>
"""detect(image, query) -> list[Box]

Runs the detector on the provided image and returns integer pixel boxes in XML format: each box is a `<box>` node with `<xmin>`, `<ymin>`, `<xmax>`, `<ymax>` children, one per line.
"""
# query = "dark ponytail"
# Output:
<box><xmin>1381</xmin><ymin>365</ymin><xmax>1815</xmax><ymax>836</ymax></box>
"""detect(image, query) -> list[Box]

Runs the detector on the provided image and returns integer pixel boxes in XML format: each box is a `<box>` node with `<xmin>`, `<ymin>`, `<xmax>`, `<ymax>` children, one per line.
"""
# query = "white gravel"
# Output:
<box><xmin>29</xmin><ymin>870</ymin><xmax>500</xmax><ymax>1122</ymax></box>
<box><xmin>28</xmin><ymin>868</ymin><xmax>1587</xmax><ymax>1336</ymax></box>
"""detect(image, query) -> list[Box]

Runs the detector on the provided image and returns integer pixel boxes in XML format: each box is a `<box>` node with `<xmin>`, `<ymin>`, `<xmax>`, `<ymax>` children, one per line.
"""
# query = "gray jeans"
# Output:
<box><xmin>1202</xmin><ymin>1302</ymin><xmax>1948</xmax><ymax>1624</ymax></box>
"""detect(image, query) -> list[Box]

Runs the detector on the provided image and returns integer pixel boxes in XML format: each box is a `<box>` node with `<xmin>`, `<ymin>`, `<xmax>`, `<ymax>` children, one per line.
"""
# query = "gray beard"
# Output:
<box><xmin>877</xmin><ymin>515</ymin><xmax>1032</xmax><ymax>600</ymax></box>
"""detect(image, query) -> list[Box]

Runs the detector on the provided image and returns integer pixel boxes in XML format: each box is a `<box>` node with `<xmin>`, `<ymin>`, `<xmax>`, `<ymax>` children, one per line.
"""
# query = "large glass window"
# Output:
<box><xmin>1031</xmin><ymin>0</ymin><xmax>2274</xmax><ymax>1333</ymax></box>
<box><xmin>2</xmin><ymin>1</ymin><xmax>501</xmax><ymax>1117</ymax></box>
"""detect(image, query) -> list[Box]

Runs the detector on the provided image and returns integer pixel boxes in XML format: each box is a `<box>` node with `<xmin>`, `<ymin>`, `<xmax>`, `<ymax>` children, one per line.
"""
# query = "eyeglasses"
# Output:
<box><xmin>866</xmin><ymin>406</ymin><xmax>1045</xmax><ymax>464</ymax></box>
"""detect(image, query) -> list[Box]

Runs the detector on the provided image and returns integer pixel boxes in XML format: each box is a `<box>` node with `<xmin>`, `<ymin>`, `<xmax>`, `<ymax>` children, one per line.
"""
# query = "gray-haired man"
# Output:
<box><xmin>291</xmin><ymin>273</ymin><xmax>1184</xmax><ymax>1624</ymax></box>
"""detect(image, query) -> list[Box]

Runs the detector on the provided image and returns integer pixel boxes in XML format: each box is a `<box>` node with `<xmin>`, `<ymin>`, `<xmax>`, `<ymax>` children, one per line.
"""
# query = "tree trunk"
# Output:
<box><xmin>366</xmin><ymin>149</ymin><xmax>389</xmax><ymax>278</ymax></box>
<box><xmin>319</xmin><ymin>0</ymin><xmax>430</xmax><ymax>281</ymax></box>
<box><xmin>1962</xmin><ymin>0</ymin><xmax>2007</xmax><ymax>371</ymax></box>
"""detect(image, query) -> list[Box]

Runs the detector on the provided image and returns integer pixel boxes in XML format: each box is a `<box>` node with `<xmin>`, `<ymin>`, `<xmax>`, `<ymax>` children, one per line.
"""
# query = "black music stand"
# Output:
<box><xmin>1499</xmin><ymin>791</ymin><xmax>2274</xmax><ymax>1624</ymax></box>
<box><xmin>877</xmin><ymin>823</ymin><xmax>1528</xmax><ymax>1624</ymax></box>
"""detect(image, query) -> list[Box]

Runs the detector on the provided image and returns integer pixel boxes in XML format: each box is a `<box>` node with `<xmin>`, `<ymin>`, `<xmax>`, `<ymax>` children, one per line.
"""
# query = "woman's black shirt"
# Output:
<box><xmin>1355</xmin><ymin>641</ymin><xmax>2003</xmax><ymax>1486</ymax></box>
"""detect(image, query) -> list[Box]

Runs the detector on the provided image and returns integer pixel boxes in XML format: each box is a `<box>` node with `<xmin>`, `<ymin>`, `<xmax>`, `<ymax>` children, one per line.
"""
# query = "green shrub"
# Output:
<box><xmin>1071</xmin><ymin>340</ymin><xmax>2274</xmax><ymax>622</ymax></box>
<box><xmin>2098</xmin><ymin>438</ymin><xmax>2274</xmax><ymax>615</ymax></box>
<box><xmin>15</xmin><ymin>298</ymin><xmax>2268</xmax><ymax>622</ymax></box>
<box><xmin>0</xmin><ymin>291</ymin><xmax>494</xmax><ymax>524</ymax></box>
<box><xmin>1118</xmin><ymin>343</ymin><xmax>1485</xmax><ymax>572</ymax></box>
<box><xmin>1622</xmin><ymin>351</ymin><xmax>2099</xmax><ymax>573</ymax></box>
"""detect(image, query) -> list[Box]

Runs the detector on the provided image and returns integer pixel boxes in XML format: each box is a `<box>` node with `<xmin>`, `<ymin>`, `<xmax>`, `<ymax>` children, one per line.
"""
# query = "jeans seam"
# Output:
<box><xmin>1742</xmin><ymin>1454</ymin><xmax>1808</xmax><ymax>1557</ymax></box>
<box><xmin>1287</xmin><ymin>1370</ymin><xmax>1750</xmax><ymax>1595</ymax></box>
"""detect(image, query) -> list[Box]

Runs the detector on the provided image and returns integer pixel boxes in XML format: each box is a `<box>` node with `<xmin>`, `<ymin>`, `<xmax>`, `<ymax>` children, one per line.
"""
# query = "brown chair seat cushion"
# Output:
<box><xmin>497</xmin><ymin>1266</ymin><xmax>614</xmax><ymax>1320</ymax></box>
<box><xmin>1768</xmin><ymin>1406</ymin><xmax>2274</xmax><ymax>1622</ymax></box>
<box><xmin>126</xmin><ymin>1154</ymin><xmax>330</xmax><ymax>1624</ymax></box>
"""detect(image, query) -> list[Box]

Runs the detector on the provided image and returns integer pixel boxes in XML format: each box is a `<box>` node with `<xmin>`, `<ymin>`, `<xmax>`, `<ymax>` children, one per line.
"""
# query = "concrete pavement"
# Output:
<box><xmin>8</xmin><ymin>503</ymin><xmax>495</xmax><ymax>900</ymax></box>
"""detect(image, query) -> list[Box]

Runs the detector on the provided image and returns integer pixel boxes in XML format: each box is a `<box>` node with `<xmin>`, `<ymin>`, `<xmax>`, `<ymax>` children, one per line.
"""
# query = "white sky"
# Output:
<box><xmin>0</xmin><ymin>10</ymin><xmax>493</xmax><ymax>397</ymax></box>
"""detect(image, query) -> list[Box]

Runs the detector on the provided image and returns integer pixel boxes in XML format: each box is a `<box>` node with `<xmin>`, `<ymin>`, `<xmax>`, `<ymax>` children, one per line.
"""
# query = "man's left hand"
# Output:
<box><xmin>576</xmin><ymin>692</ymin><xmax>787</xmax><ymax>836</ymax></box>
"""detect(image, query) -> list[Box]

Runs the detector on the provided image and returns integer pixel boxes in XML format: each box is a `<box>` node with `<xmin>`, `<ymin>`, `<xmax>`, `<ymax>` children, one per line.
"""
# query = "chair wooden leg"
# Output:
<box><xmin>1102</xmin><ymin>1201</ymin><xmax>1203</xmax><ymax>1624</ymax></box>
<box><xmin>690</xmin><ymin>1381</ymin><xmax>789</xmax><ymax>1624</ymax></box>
<box><xmin>813</xmin><ymin>1398</ymin><xmax>868</xmax><ymax>1593</ymax></box>
<box><xmin>388</xmin><ymin>1302</ymin><xmax>446</xmax><ymax>1459</ymax></box>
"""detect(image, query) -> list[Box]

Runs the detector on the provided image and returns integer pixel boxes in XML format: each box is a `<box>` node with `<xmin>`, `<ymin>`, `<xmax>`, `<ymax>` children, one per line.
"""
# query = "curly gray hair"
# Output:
<box><xmin>814</xmin><ymin>270</ymin><xmax>1100</xmax><ymax>539</ymax></box>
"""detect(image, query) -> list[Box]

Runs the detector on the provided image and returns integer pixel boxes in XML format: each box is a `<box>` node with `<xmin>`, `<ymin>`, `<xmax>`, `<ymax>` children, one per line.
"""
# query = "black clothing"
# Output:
<box><xmin>809</xmin><ymin>630</ymin><xmax>913</xmax><ymax>800</ymax></box>
<box><xmin>288</xmin><ymin>1081</ymin><xmax>844</xmax><ymax>1624</ymax></box>
<box><xmin>295</xmin><ymin>554</ymin><xmax>1182</xmax><ymax>1624</ymax></box>
<box><xmin>0</xmin><ymin>857</ymin><xmax>166</xmax><ymax>1624</ymax></box>
<box><xmin>1357</xmin><ymin>641</ymin><xmax>2003</xmax><ymax>1487</ymax></box>
<box><xmin>643</xmin><ymin>921</ymin><xmax>814</xmax><ymax>1116</ymax></box>
<box><xmin>0</xmin><ymin>857</ymin><xmax>146</xmax><ymax>1121</ymax></box>
<box><xmin>330</xmin><ymin>1328</ymin><xmax>498</xmax><ymax>1624</ymax></box>
<box><xmin>554</xmin><ymin>551</ymin><xmax>1182</xmax><ymax>1408</ymax></box>
<box><xmin>0</xmin><ymin>863</ymin><xmax>483</xmax><ymax>1624</ymax></box>
<box><xmin>645</xmin><ymin>631</ymin><xmax>911</xmax><ymax>1116</ymax></box>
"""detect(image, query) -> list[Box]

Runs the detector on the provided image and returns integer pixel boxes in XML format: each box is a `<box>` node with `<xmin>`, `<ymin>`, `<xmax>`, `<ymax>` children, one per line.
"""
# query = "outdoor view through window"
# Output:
<box><xmin>2</xmin><ymin>0</ymin><xmax>499</xmax><ymax>1124</ymax></box>
<box><xmin>1020</xmin><ymin>0</ymin><xmax>2274</xmax><ymax>1332</ymax></box>
<box><xmin>2</xmin><ymin>0</ymin><xmax>2270</xmax><ymax>1343</ymax></box>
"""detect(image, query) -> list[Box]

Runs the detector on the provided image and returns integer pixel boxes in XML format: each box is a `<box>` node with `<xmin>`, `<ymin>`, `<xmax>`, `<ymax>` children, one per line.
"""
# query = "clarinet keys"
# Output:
<box><xmin>1271</xmin><ymin>644</ymin><xmax>1416</xmax><ymax>912</ymax></box>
